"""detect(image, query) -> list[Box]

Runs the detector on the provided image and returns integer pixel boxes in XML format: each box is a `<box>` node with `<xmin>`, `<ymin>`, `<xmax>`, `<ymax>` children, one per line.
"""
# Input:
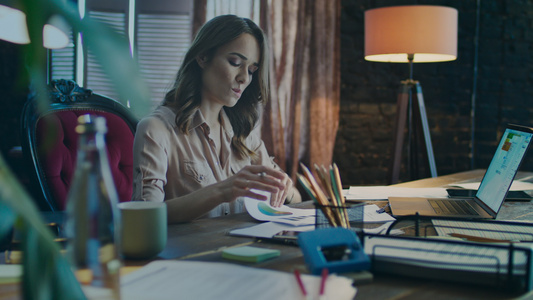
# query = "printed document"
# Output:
<box><xmin>121</xmin><ymin>260</ymin><xmax>357</xmax><ymax>300</ymax></box>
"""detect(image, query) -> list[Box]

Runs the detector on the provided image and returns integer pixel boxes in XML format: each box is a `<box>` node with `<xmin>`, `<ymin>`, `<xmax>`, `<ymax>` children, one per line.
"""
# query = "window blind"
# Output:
<box><xmin>49</xmin><ymin>30</ymin><xmax>75</xmax><ymax>81</ymax></box>
<box><xmin>47</xmin><ymin>0</ymin><xmax>192</xmax><ymax>108</ymax></box>
<box><xmin>86</xmin><ymin>11</ymin><xmax>128</xmax><ymax>101</ymax></box>
<box><xmin>136</xmin><ymin>13</ymin><xmax>190</xmax><ymax>107</ymax></box>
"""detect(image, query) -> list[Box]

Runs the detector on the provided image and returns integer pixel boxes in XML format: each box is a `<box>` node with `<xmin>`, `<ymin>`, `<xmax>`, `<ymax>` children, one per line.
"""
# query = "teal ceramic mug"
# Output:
<box><xmin>118</xmin><ymin>201</ymin><xmax>167</xmax><ymax>259</ymax></box>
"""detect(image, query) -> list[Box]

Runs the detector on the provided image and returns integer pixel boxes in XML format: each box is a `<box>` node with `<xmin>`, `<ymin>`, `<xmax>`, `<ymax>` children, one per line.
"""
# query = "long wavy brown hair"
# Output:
<box><xmin>162</xmin><ymin>15</ymin><xmax>269</xmax><ymax>159</ymax></box>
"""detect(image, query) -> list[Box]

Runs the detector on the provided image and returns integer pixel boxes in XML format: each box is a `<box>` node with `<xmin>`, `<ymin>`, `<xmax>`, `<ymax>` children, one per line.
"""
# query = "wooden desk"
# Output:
<box><xmin>394</xmin><ymin>169</ymin><xmax>533</xmax><ymax>221</ymax></box>
<box><xmin>157</xmin><ymin>169</ymin><xmax>533</xmax><ymax>299</ymax></box>
<box><xmin>3</xmin><ymin>169</ymin><xmax>533</xmax><ymax>299</ymax></box>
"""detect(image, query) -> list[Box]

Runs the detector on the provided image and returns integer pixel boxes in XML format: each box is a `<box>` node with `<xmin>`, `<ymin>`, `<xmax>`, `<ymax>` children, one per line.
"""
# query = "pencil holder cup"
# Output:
<box><xmin>314</xmin><ymin>202</ymin><xmax>364</xmax><ymax>234</ymax></box>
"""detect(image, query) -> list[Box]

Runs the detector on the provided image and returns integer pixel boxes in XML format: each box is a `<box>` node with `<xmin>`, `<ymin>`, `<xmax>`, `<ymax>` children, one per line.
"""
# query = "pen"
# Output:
<box><xmin>376</xmin><ymin>204</ymin><xmax>390</xmax><ymax>214</ymax></box>
<box><xmin>319</xmin><ymin>268</ymin><xmax>328</xmax><ymax>300</ymax></box>
<box><xmin>449</xmin><ymin>233</ymin><xmax>513</xmax><ymax>243</ymax></box>
<box><xmin>293</xmin><ymin>269</ymin><xmax>308</xmax><ymax>299</ymax></box>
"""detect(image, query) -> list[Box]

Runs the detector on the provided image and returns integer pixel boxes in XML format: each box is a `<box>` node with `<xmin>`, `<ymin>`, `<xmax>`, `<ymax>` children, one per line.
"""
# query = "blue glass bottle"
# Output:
<box><xmin>65</xmin><ymin>115</ymin><xmax>121</xmax><ymax>299</ymax></box>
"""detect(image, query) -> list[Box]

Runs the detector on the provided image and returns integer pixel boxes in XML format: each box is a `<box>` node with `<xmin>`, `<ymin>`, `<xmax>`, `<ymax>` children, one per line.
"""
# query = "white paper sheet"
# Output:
<box><xmin>432</xmin><ymin>219</ymin><xmax>533</xmax><ymax>241</ymax></box>
<box><xmin>0</xmin><ymin>264</ymin><xmax>21</xmax><ymax>284</ymax></box>
<box><xmin>364</xmin><ymin>235</ymin><xmax>533</xmax><ymax>274</ymax></box>
<box><xmin>229</xmin><ymin>222</ymin><xmax>314</xmax><ymax>238</ymax></box>
<box><xmin>449</xmin><ymin>180</ymin><xmax>533</xmax><ymax>191</ymax></box>
<box><xmin>363</xmin><ymin>204</ymin><xmax>396</xmax><ymax>223</ymax></box>
<box><xmin>346</xmin><ymin>186</ymin><xmax>449</xmax><ymax>200</ymax></box>
<box><xmin>244</xmin><ymin>198</ymin><xmax>316</xmax><ymax>226</ymax></box>
<box><xmin>232</xmin><ymin>204</ymin><xmax>395</xmax><ymax>239</ymax></box>
<box><xmin>121</xmin><ymin>260</ymin><xmax>357</xmax><ymax>300</ymax></box>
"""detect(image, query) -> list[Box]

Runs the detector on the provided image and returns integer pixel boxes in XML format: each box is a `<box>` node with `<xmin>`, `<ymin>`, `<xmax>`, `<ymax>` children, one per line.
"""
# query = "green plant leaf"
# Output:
<box><xmin>2</xmin><ymin>0</ymin><xmax>154</xmax><ymax>299</ymax></box>
<box><xmin>0</xmin><ymin>154</ymin><xmax>87</xmax><ymax>299</ymax></box>
<box><xmin>19</xmin><ymin>220</ymin><xmax>86</xmax><ymax>300</ymax></box>
<box><xmin>0</xmin><ymin>202</ymin><xmax>15</xmax><ymax>250</ymax></box>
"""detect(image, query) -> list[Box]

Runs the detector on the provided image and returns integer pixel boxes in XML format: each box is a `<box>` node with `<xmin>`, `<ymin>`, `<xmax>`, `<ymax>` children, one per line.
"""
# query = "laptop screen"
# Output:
<box><xmin>476</xmin><ymin>126</ymin><xmax>533</xmax><ymax>212</ymax></box>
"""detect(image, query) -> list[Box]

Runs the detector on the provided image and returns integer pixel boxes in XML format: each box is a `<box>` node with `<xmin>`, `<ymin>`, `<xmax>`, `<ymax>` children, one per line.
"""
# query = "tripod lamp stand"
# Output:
<box><xmin>364</xmin><ymin>5</ymin><xmax>458</xmax><ymax>183</ymax></box>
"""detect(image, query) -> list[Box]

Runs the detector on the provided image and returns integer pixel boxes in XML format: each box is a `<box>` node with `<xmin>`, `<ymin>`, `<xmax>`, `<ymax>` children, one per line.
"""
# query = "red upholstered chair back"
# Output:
<box><xmin>21</xmin><ymin>80</ymin><xmax>138</xmax><ymax>211</ymax></box>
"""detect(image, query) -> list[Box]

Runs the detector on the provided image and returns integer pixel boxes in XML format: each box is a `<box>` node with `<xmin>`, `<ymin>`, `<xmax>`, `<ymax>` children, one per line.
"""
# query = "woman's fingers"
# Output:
<box><xmin>231</xmin><ymin>166</ymin><xmax>293</xmax><ymax>206</ymax></box>
<box><xmin>242</xmin><ymin>178</ymin><xmax>281</xmax><ymax>195</ymax></box>
<box><xmin>232</xmin><ymin>176</ymin><xmax>277</xmax><ymax>200</ymax></box>
<box><xmin>243</xmin><ymin>165</ymin><xmax>286</xmax><ymax>182</ymax></box>
<box><xmin>269</xmin><ymin>175</ymin><xmax>293</xmax><ymax>207</ymax></box>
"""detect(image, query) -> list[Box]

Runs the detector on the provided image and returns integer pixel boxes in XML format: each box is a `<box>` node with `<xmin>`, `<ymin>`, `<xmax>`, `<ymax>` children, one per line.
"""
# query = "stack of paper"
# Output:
<box><xmin>345</xmin><ymin>186</ymin><xmax>449</xmax><ymax>200</ymax></box>
<box><xmin>121</xmin><ymin>260</ymin><xmax>357</xmax><ymax>300</ymax></box>
<box><xmin>230</xmin><ymin>199</ymin><xmax>395</xmax><ymax>239</ymax></box>
<box><xmin>432</xmin><ymin>219</ymin><xmax>533</xmax><ymax>242</ymax></box>
<box><xmin>449</xmin><ymin>180</ymin><xmax>533</xmax><ymax>191</ymax></box>
<box><xmin>0</xmin><ymin>264</ymin><xmax>21</xmax><ymax>284</ymax></box>
<box><xmin>363</xmin><ymin>234</ymin><xmax>533</xmax><ymax>291</ymax></box>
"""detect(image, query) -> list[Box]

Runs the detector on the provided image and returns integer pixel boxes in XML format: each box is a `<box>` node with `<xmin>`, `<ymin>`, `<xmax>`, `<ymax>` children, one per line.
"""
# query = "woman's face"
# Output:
<box><xmin>198</xmin><ymin>33</ymin><xmax>260</xmax><ymax>108</ymax></box>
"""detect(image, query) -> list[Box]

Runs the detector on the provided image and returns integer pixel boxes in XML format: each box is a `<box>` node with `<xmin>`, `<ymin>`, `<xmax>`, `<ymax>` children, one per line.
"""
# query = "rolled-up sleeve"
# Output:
<box><xmin>132</xmin><ymin>116</ymin><xmax>169</xmax><ymax>202</ymax></box>
<box><xmin>247</xmin><ymin>128</ymin><xmax>281</xmax><ymax>171</ymax></box>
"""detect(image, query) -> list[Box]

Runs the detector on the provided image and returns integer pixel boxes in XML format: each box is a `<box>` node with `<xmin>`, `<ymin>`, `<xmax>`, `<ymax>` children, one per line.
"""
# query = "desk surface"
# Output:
<box><xmin>3</xmin><ymin>169</ymin><xmax>533</xmax><ymax>300</ymax></box>
<box><xmin>158</xmin><ymin>169</ymin><xmax>533</xmax><ymax>300</ymax></box>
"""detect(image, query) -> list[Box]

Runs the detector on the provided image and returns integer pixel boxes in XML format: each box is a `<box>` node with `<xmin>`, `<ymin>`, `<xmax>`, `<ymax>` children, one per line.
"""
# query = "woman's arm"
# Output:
<box><xmin>164</xmin><ymin>165</ymin><xmax>287</xmax><ymax>223</ymax></box>
<box><xmin>133</xmin><ymin>114</ymin><xmax>298</xmax><ymax>223</ymax></box>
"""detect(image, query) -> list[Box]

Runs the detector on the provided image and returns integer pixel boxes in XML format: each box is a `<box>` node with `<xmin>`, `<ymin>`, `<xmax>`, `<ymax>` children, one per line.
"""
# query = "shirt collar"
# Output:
<box><xmin>189</xmin><ymin>109</ymin><xmax>234</xmax><ymax>138</ymax></box>
<box><xmin>219</xmin><ymin>109</ymin><xmax>234</xmax><ymax>138</ymax></box>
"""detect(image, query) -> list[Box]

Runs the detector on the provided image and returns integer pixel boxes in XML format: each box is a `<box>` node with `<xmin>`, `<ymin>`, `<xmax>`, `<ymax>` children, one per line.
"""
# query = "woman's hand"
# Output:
<box><xmin>269</xmin><ymin>173</ymin><xmax>293</xmax><ymax>207</ymax></box>
<box><xmin>220</xmin><ymin>165</ymin><xmax>289</xmax><ymax>205</ymax></box>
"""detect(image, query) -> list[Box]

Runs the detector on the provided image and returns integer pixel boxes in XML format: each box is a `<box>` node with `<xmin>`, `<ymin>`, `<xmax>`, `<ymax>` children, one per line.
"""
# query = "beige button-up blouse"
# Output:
<box><xmin>132</xmin><ymin>105</ymin><xmax>280</xmax><ymax>218</ymax></box>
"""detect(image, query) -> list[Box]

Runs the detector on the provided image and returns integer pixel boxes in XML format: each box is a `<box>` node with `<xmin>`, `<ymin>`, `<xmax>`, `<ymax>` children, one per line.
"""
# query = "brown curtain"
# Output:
<box><xmin>192</xmin><ymin>0</ymin><xmax>341</xmax><ymax>179</ymax></box>
<box><xmin>192</xmin><ymin>0</ymin><xmax>207</xmax><ymax>38</ymax></box>
<box><xmin>260</xmin><ymin>0</ymin><xmax>341</xmax><ymax>178</ymax></box>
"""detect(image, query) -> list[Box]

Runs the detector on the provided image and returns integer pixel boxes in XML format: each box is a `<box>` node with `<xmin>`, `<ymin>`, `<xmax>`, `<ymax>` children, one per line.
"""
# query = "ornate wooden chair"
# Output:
<box><xmin>20</xmin><ymin>79</ymin><xmax>138</xmax><ymax>211</ymax></box>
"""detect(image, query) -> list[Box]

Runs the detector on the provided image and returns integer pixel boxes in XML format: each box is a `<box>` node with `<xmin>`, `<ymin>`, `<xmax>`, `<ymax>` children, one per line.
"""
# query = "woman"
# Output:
<box><xmin>132</xmin><ymin>15</ymin><xmax>301</xmax><ymax>223</ymax></box>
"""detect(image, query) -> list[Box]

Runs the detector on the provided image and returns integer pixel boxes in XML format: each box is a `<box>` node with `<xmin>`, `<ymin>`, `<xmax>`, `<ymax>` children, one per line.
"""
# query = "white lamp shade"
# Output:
<box><xmin>0</xmin><ymin>4</ymin><xmax>29</xmax><ymax>44</ymax></box>
<box><xmin>43</xmin><ymin>16</ymin><xmax>70</xmax><ymax>49</ymax></box>
<box><xmin>0</xmin><ymin>4</ymin><xmax>69</xmax><ymax>49</ymax></box>
<box><xmin>365</xmin><ymin>5</ymin><xmax>458</xmax><ymax>63</ymax></box>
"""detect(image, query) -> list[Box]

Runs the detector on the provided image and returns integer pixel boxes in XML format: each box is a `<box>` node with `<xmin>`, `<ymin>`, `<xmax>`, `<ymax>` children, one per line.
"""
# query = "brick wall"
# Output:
<box><xmin>1</xmin><ymin>1</ymin><xmax>532</xmax><ymax>188</ymax></box>
<box><xmin>335</xmin><ymin>0</ymin><xmax>533</xmax><ymax>185</ymax></box>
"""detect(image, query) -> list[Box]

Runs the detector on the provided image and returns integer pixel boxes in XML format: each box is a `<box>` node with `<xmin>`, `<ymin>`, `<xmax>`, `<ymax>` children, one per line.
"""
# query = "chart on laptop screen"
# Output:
<box><xmin>477</xmin><ymin>128</ymin><xmax>533</xmax><ymax>212</ymax></box>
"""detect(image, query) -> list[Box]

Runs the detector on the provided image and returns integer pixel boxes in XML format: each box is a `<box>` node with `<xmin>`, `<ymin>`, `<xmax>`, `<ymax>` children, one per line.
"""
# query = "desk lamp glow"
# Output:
<box><xmin>364</xmin><ymin>5</ymin><xmax>458</xmax><ymax>183</ymax></box>
<box><xmin>0</xmin><ymin>0</ymin><xmax>69</xmax><ymax>49</ymax></box>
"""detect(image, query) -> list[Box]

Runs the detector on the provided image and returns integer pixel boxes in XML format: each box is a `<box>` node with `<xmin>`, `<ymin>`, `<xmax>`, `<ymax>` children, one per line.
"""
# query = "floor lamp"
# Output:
<box><xmin>364</xmin><ymin>5</ymin><xmax>458</xmax><ymax>184</ymax></box>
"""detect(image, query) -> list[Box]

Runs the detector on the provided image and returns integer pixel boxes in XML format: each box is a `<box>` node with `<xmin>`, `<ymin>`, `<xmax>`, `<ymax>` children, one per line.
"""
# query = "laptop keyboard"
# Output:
<box><xmin>428</xmin><ymin>199</ymin><xmax>478</xmax><ymax>216</ymax></box>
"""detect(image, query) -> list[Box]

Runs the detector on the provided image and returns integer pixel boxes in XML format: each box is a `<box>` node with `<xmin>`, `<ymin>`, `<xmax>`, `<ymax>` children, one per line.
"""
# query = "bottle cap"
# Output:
<box><xmin>76</xmin><ymin>114</ymin><xmax>108</xmax><ymax>134</ymax></box>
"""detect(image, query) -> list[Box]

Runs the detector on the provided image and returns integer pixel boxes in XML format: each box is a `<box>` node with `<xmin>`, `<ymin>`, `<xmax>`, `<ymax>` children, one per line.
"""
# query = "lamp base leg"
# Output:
<box><xmin>389</xmin><ymin>80</ymin><xmax>437</xmax><ymax>184</ymax></box>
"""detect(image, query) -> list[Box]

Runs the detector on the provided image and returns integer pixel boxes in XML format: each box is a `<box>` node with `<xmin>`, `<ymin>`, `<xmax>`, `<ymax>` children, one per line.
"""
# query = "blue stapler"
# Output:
<box><xmin>298</xmin><ymin>227</ymin><xmax>370</xmax><ymax>275</ymax></box>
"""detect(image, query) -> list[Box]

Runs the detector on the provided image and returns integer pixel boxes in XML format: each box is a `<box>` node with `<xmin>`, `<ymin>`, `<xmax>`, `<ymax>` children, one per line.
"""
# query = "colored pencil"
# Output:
<box><xmin>297</xmin><ymin>174</ymin><xmax>336</xmax><ymax>227</ymax></box>
<box><xmin>314</xmin><ymin>164</ymin><xmax>345</xmax><ymax>227</ymax></box>
<box><xmin>299</xmin><ymin>163</ymin><xmax>338</xmax><ymax>227</ymax></box>
<box><xmin>332</xmin><ymin>164</ymin><xmax>350</xmax><ymax>227</ymax></box>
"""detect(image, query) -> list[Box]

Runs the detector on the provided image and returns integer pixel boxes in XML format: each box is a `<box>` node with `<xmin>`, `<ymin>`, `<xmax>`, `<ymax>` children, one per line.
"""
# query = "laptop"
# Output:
<box><xmin>389</xmin><ymin>124</ymin><xmax>533</xmax><ymax>218</ymax></box>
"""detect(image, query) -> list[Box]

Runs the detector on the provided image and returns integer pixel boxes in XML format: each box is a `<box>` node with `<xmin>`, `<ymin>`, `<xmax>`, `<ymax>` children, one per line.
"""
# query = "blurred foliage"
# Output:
<box><xmin>1</xmin><ymin>0</ymin><xmax>152</xmax><ymax>299</ymax></box>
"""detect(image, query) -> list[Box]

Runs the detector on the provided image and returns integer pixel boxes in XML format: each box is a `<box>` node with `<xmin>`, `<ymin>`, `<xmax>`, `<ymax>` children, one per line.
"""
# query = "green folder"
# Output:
<box><xmin>222</xmin><ymin>246</ymin><xmax>280</xmax><ymax>263</ymax></box>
